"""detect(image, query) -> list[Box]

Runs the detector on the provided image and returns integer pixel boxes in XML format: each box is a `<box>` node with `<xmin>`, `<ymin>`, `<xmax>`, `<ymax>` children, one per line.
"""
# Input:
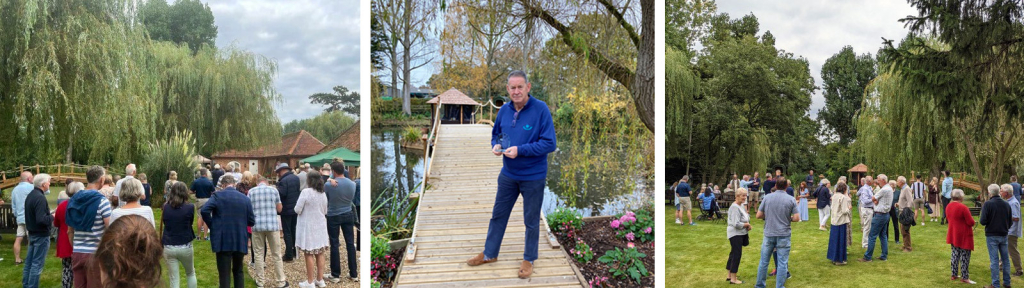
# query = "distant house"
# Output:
<box><xmin>212</xmin><ymin>130</ymin><xmax>326</xmax><ymax>177</ymax></box>
<box><xmin>382</xmin><ymin>84</ymin><xmax>438</xmax><ymax>99</ymax></box>
<box><xmin>321</xmin><ymin>121</ymin><xmax>360</xmax><ymax>153</ymax></box>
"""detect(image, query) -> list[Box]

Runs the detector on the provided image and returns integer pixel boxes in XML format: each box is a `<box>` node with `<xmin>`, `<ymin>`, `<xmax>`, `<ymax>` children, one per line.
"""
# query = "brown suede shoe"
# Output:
<box><xmin>466</xmin><ymin>253</ymin><xmax>497</xmax><ymax>266</ymax></box>
<box><xmin>518</xmin><ymin>260</ymin><xmax>533</xmax><ymax>279</ymax></box>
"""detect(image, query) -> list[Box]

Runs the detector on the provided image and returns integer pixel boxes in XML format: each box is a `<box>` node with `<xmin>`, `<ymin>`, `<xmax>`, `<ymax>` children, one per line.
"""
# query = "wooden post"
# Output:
<box><xmin>460</xmin><ymin>106</ymin><xmax>464</xmax><ymax>124</ymax></box>
<box><xmin>35</xmin><ymin>164</ymin><xmax>39</xmax><ymax>174</ymax></box>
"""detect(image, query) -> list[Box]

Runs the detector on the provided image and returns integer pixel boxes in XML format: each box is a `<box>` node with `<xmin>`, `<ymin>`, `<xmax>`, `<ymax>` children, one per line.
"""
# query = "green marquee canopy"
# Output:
<box><xmin>301</xmin><ymin>147</ymin><xmax>360</xmax><ymax>167</ymax></box>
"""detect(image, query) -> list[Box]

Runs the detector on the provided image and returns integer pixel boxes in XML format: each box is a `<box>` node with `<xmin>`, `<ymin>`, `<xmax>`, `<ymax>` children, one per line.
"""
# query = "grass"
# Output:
<box><xmin>666</xmin><ymin>204</ymin><xmax>1024</xmax><ymax>288</ymax></box>
<box><xmin>0</xmin><ymin>207</ymin><xmax>257</xmax><ymax>287</ymax></box>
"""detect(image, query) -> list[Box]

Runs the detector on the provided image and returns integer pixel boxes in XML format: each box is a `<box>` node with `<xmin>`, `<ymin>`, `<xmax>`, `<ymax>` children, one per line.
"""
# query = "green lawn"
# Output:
<box><xmin>0</xmin><ymin>208</ymin><xmax>257</xmax><ymax>287</ymax></box>
<box><xmin>667</xmin><ymin>204</ymin><xmax>1024</xmax><ymax>288</ymax></box>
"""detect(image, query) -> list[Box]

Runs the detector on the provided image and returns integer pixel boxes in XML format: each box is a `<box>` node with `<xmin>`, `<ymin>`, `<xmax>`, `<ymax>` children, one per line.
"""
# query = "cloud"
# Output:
<box><xmin>715</xmin><ymin>0</ymin><xmax>918</xmax><ymax>118</ymax></box>
<box><xmin>208</xmin><ymin>0</ymin><xmax>361</xmax><ymax>123</ymax></box>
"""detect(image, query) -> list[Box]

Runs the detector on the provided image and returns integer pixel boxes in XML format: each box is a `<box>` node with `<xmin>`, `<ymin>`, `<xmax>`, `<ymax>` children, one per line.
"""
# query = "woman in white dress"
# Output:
<box><xmin>295</xmin><ymin>171</ymin><xmax>330</xmax><ymax>288</ymax></box>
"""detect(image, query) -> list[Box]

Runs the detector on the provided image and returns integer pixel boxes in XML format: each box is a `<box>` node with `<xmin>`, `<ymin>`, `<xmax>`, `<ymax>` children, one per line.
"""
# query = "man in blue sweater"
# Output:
<box><xmin>466</xmin><ymin>71</ymin><xmax>557</xmax><ymax>279</ymax></box>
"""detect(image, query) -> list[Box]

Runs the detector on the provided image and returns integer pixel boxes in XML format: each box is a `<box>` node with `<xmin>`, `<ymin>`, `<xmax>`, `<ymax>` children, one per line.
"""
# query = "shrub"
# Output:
<box><xmin>547</xmin><ymin>207</ymin><xmax>583</xmax><ymax>237</ymax></box>
<box><xmin>140</xmin><ymin>131</ymin><xmax>198</xmax><ymax>208</ymax></box>
<box><xmin>371</xmin><ymin>235</ymin><xmax>390</xmax><ymax>261</ymax></box>
<box><xmin>598</xmin><ymin>247</ymin><xmax>649</xmax><ymax>284</ymax></box>
<box><xmin>570</xmin><ymin>238</ymin><xmax>595</xmax><ymax>263</ymax></box>
<box><xmin>401</xmin><ymin>126</ymin><xmax>423</xmax><ymax>145</ymax></box>
<box><xmin>610</xmin><ymin>210</ymin><xmax>654</xmax><ymax>242</ymax></box>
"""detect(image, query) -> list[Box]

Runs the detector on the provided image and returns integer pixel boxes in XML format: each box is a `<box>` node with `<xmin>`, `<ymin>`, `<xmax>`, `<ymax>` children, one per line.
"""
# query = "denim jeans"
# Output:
<box><xmin>755</xmin><ymin>236</ymin><xmax>791</xmax><ymax>288</ymax></box>
<box><xmin>483</xmin><ymin>173</ymin><xmax>545</xmax><ymax>261</ymax></box>
<box><xmin>164</xmin><ymin>244</ymin><xmax>197</xmax><ymax>288</ymax></box>
<box><xmin>22</xmin><ymin>234</ymin><xmax>49</xmax><ymax>288</ymax></box>
<box><xmin>281</xmin><ymin>214</ymin><xmax>298</xmax><ymax>261</ymax></box>
<box><xmin>864</xmin><ymin>213</ymin><xmax>889</xmax><ymax>261</ymax></box>
<box><xmin>327</xmin><ymin>212</ymin><xmax>357</xmax><ymax>278</ymax></box>
<box><xmin>988</xmin><ymin>236</ymin><xmax>1011</xmax><ymax>287</ymax></box>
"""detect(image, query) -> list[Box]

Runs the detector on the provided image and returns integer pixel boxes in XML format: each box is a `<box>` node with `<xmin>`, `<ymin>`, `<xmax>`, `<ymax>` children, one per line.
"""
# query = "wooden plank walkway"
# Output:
<box><xmin>396</xmin><ymin>124</ymin><xmax>585</xmax><ymax>288</ymax></box>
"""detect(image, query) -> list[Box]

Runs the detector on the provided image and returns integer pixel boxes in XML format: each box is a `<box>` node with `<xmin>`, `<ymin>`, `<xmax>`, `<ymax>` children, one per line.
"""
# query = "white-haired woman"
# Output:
<box><xmin>109</xmin><ymin>178</ymin><xmax>155</xmax><ymax>226</ymax></box>
<box><xmin>725</xmin><ymin>188</ymin><xmax>751</xmax><ymax>284</ymax></box>
<box><xmin>946</xmin><ymin>189</ymin><xmax>976</xmax><ymax>284</ymax></box>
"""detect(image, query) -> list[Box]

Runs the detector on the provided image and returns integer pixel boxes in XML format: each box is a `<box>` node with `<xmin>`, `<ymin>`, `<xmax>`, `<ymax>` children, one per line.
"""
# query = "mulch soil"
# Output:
<box><xmin>556</xmin><ymin>218</ymin><xmax>655</xmax><ymax>288</ymax></box>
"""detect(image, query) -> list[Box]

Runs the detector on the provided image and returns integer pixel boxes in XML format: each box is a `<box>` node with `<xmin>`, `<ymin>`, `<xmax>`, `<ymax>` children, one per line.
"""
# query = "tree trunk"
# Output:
<box><xmin>400</xmin><ymin>0</ymin><xmax>413</xmax><ymax>115</ymax></box>
<box><xmin>632</xmin><ymin>0</ymin><xmax>655</xmax><ymax>132</ymax></box>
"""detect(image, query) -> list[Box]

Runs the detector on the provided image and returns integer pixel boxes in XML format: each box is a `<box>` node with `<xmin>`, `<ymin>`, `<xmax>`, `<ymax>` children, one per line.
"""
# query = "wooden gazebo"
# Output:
<box><xmin>848</xmin><ymin>163</ymin><xmax>869</xmax><ymax>186</ymax></box>
<box><xmin>426</xmin><ymin>88</ymin><xmax>482</xmax><ymax>124</ymax></box>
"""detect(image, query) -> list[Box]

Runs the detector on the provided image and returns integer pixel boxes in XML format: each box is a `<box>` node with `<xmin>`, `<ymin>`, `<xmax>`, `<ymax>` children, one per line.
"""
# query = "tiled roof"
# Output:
<box><xmin>426</xmin><ymin>88</ymin><xmax>482</xmax><ymax>106</ymax></box>
<box><xmin>213</xmin><ymin>130</ymin><xmax>326</xmax><ymax>158</ymax></box>
<box><xmin>321</xmin><ymin>121</ymin><xmax>360</xmax><ymax>153</ymax></box>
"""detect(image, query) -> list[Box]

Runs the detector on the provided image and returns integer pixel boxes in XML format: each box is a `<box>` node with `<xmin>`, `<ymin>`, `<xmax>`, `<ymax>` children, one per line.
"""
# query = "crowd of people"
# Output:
<box><xmin>674</xmin><ymin>168</ymin><xmax>1024</xmax><ymax>288</ymax></box>
<box><xmin>10</xmin><ymin>160</ymin><xmax>361</xmax><ymax>288</ymax></box>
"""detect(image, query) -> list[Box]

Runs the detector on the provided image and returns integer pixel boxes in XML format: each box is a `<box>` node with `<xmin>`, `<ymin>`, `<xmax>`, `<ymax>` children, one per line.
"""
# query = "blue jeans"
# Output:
<box><xmin>483</xmin><ymin>173</ymin><xmax>545</xmax><ymax>261</ymax></box>
<box><xmin>22</xmin><ymin>234</ymin><xmax>50</xmax><ymax>288</ymax></box>
<box><xmin>988</xmin><ymin>236</ymin><xmax>1011</xmax><ymax>287</ymax></box>
<box><xmin>864</xmin><ymin>213</ymin><xmax>889</xmax><ymax>261</ymax></box>
<box><xmin>755</xmin><ymin>236</ymin><xmax>791</xmax><ymax>288</ymax></box>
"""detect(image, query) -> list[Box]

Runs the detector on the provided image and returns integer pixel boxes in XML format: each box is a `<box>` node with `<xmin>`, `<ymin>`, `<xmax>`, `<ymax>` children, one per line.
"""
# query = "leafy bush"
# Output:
<box><xmin>547</xmin><ymin>207</ymin><xmax>583</xmax><ymax>237</ymax></box>
<box><xmin>140</xmin><ymin>131</ymin><xmax>198</xmax><ymax>208</ymax></box>
<box><xmin>401</xmin><ymin>126</ymin><xmax>423</xmax><ymax>145</ymax></box>
<box><xmin>598</xmin><ymin>247</ymin><xmax>649</xmax><ymax>284</ymax></box>
<box><xmin>371</xmin><ymin>183</ymin><xmax>420</xmax><ymax>240</ymax></box>
<box><xmin>570</xmin><ymin>238</ymin><xmax>594</xmax><ymax>263</ymax></box>
<box><xmin>610</xmin><ymin>210</ymin><xmax>654</xmax><ymax>242</ymax></box>
<box><xmin>371</xmin><ymin>235</ymin><xmax>390</xmax><ymax>261</ymax></box>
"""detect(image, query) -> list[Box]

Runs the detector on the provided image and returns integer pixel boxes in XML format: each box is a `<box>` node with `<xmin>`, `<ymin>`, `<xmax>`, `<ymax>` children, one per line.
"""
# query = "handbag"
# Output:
<box><xmin>741</xmin><ymin>234</ymin><xmax>750</xmax><ymax>247</ymax></box>
<box><xmin>924</xmin><ymin>202</ymin><xmax>933</xmax><ymax>214</ymax></box>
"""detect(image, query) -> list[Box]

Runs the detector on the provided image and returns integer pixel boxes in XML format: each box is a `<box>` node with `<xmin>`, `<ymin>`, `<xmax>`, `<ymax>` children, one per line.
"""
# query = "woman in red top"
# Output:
<box><xmin>946</xmin><ymin>188</ymin><xmax>977</xmax><ymax>284</ymax></box>
<box><xmin>54</xmin><ymin>182</ymin><xmax>84</xmax><ymax>288</ymax></box>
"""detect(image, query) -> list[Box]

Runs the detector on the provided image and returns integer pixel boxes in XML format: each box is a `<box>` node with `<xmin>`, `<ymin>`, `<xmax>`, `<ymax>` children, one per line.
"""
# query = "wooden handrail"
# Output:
<box><xmin>408</xmin><ymin>99</ymin><xmax>445</xmax><ymax>261</ymax></box>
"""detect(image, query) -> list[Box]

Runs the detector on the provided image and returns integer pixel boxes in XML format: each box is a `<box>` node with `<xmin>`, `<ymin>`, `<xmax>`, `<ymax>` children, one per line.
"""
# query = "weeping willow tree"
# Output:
<box><xmin>0</xmin><ymin>0</ymin><xmax>158</xmax><ymax>167</ymax></box>
<box><xmin>871</xmin><ymin>0</ymin><xmax>1024</xmax><ymax>189</ymax></box>
<box><xmin>147</xmin><ymin>42</ymin><xmax>282</xmax><ymax>157</ymax></box>
<box><xmin>859</xmin><ymin>38</ymin><xmax>1024</xmax><ymax>188</ymax></box>
<box><xmin>0</xmin><ymin>0</ymin><xmax>282</xmax><ymax>169</ymax></box>
<box><xmin>855</xmin><ymin>65</ymin><xmax>961</xmax><ymax>176</ymax></box>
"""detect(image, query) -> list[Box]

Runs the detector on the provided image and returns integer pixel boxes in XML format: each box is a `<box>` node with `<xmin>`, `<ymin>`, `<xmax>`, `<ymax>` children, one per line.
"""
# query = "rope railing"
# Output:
<box><xmin>407</xmin><ymin>99</ymin><xmax>445</xmax><ymax>262</ymax></box>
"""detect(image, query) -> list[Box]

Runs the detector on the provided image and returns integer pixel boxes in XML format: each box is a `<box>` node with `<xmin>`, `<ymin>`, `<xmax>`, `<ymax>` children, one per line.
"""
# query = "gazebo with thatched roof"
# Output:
<box><xmin>848</xmin><ymin>163</ymin><xmax>869</xmax><ymax>185</ymax></box>
<box><xmin>426</xmin><ymin>88</ymin><xmax>482</xmax><ymax>124</ymax></box>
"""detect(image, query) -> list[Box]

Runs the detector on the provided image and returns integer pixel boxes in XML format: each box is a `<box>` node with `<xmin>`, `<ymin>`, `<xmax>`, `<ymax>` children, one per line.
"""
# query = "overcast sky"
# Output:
<box><xmin>208</xmin><ymin>0</ymin><xmax>361</xmax><ymax>123</ymax></box>
<box><xmin>715</xmin><ymin>0</ymin><xmax>918</xmax><ymax>118</ymax></box>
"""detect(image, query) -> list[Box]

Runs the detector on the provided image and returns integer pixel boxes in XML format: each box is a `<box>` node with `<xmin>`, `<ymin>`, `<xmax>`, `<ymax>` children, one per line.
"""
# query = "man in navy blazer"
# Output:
<box><xmin>200</xmin><ymin>174</ymin><xmax>255</xmax><ymax>288</ymax></box>
<box><xmin>275</xmin><ymin>162</ymin><xmax>301</xmax><ymax>263</ymax></box>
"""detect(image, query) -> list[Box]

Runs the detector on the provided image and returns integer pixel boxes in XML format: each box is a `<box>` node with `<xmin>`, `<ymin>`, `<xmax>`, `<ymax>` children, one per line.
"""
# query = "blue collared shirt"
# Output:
<box><xmin>11</xmin><ymin>182</ymin><xmax>33</xmax><ymax>224</ymax></box>
<box><xmin>942</xmin><ymin>177</ymin><xmax>953</xmax><ymax>198</ymax></box>
<box><xmin>1009</xmin><ymin>197</ymin><xmax>1022</xmax><ymax>238</ymax></box>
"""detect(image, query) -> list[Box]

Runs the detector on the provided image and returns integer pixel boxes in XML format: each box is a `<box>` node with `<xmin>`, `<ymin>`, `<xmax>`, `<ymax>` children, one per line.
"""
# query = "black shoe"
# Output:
<box><xmin>278</xmin><ymin>282</ymin><xmax>290</xmax><ymax>288</ymax></box>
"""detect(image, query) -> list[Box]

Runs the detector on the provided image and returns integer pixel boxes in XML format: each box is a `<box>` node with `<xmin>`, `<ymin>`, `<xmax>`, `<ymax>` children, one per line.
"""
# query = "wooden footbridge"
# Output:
<box><xmin>395</xmin><ymin>123</ymin><xmax>585</xmax><ymax>287</ymax></box>
<box><xmin>0</xmin><ymin>164</ymin><xmax>99</xmax><ymax>190</ymax></box>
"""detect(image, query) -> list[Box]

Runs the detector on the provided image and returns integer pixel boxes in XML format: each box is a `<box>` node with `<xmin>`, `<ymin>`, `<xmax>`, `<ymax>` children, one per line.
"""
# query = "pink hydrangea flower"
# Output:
<box><xmin>610</xmin><ymin>219</ymin><xmax>621</xmax><ymax>229</ymax></box>
<box><xmin>626</xmin><ymin>232</ymin><xmax>635</xmax><ymax>241</ymax></box>
<box><xmin>644</xmin><ymin>227</ymin><xmax>652</xmax><ymax>234</ymax></box>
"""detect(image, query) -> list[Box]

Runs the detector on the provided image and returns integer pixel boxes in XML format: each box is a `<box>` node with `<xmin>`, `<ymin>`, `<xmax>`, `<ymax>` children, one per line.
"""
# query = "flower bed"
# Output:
<box><xmin>371</xmin><ymin>236</ymin><xmax>406</xmax><ymax>288</ymax></box>
<box><xmin>549</xmin><ymin>208</ymin><xmax>655</xmax><ymax>287</ymax></box>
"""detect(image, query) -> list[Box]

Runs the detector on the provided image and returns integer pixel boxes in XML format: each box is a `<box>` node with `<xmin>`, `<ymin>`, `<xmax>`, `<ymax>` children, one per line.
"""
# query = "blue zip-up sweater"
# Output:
<box><xmin>491</xmin><ymin>95</ymin><xmax>557</xmax><ymax>181</ymax></box>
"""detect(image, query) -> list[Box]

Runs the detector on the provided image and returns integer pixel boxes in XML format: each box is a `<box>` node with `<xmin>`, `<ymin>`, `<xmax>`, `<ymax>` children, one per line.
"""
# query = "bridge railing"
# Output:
<box><xmin>406</xmin><ymin>99</ymin><xmax>445</xmax><ymax>262</ymax></box>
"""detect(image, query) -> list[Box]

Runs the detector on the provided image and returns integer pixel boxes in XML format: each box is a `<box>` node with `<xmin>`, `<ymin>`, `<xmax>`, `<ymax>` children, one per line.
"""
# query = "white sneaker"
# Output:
<box><xmin>675</xmin><ymin>219</ymin><xmax>681</xmax><ymax>224</ymax></box>
<box><xmin>350</xmin><ymin>276</ymin><xmax>359</xmax><ymax>282</ymax></box>
<box><xmin>316</xmin><ymin>280</ymin><xmax>326</xmax><ymax>287</ymax></box>
<box><xmin>298</xmin><ymin>282</ymin><xmax>313</xmax><ymax>288</ymax></box>
<box><xmin>921</xmin><ymin>222</ymin><xmax>925</xmax><ymax>226</ymax></box>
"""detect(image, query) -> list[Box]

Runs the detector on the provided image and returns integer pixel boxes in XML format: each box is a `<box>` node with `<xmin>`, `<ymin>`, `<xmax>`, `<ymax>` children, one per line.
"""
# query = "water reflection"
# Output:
<box><xmin>371</xmin><ymin>128</ymin><xmax>651</xmax><ymax>217</ymax></box>
<box><xmin>370</xmin><ymin>129</ymin><xmax>425</xmax><ymax>204</ymax></box>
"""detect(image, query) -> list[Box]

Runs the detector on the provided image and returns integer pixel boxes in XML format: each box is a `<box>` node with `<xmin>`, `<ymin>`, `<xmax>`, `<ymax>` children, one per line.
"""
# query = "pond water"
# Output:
<box><xmin>371</xmin><ymin>128</ymin><xmax>652</xmax><ymax>217</ymax></box>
